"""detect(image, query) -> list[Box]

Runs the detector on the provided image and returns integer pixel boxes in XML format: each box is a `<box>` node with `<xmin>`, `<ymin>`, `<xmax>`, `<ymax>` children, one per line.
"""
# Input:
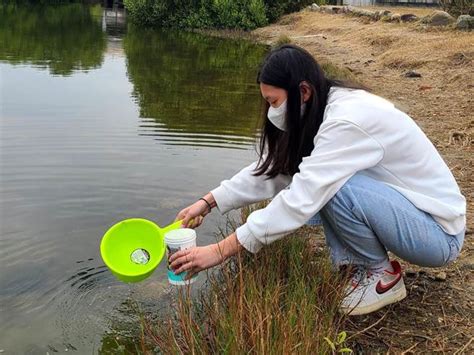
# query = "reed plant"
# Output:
<box><xmin>141</xmin><ymin>203</ymin><xmax>349</xmax><ymax>354</ymax></box>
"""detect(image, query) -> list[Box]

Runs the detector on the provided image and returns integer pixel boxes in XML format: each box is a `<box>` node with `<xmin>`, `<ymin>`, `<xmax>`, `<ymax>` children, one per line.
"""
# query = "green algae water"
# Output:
<box><xmin>0</xmin><ymin>3</ymin><xmax>266</xmax><ymax>353</ymax></box>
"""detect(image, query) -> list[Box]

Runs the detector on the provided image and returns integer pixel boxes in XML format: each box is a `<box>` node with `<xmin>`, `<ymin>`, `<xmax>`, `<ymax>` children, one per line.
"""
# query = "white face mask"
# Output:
<box><xmin>267</xmin><ymin>100</ymin><xmax>307</xmax><ymax>131</ymax></box>
<box><xmin>267</xmin><ymin>100</ymin><xmax>287</xmax><ymax>131</ymax></box>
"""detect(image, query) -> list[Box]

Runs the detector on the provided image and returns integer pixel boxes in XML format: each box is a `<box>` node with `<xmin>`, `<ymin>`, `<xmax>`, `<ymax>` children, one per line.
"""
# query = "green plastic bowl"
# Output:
<box><xmin>100</xmin><ymin>218</ymin><xmax>181</xmax><ymax>283</ymax></box>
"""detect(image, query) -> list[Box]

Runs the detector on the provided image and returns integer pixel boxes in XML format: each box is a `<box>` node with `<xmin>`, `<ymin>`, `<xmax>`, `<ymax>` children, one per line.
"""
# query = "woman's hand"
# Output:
<box><xmin>168</xmin><ymin>233</ymin><xmax>244</xmax><ymax>279</ymax></box>
<box><xmin>176</xmin><ymin>193</ymin><xmax>216</xmax><ymax>228</ymax></box>
<box><xmin>176</xmin><ymin>201</ymin><xmax>207</xmax><ymax>228</ymax></box>
<box><xmin>169</xmin><ymin>244</ymin><xmax>224</xmax><ymax>279</ymax></box>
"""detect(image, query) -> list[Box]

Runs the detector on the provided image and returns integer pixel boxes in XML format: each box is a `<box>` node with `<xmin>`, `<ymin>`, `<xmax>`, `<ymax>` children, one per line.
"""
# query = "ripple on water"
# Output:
<box><xmin>138</xmin><ymin>121</ymin><xmax>257</xmax><ymax>150</ymax></box>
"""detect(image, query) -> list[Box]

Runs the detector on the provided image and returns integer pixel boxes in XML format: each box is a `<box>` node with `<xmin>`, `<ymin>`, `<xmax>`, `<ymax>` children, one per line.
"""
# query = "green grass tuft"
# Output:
<box><xmin>141</xmin><ymin>203</ymin><xmax>348</xmax><ymax>354</ymax></box>
<box><xmin>274</xmin><ymin>34</ymin><xmax>292</xmax><ymax>47</ymax></box>
<box><xmin>321</xmin><ymin>62</ymin><xmax>358</xmax><ymax>82</ymax></box>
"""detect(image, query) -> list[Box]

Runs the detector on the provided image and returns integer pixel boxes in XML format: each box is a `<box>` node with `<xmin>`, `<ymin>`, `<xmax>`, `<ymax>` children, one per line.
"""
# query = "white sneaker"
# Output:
<box><xmin>340</xmin><ymin>260</ymin><xmax>407</xmax><ymax>316</ymax></box>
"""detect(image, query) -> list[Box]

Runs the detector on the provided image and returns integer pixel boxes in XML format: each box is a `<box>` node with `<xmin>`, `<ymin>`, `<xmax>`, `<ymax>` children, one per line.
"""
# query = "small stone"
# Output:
<box><xmin>319</xmin><ymin>5</ymin><xmax>332</xmax><ymax>14</ymax></box>
<box><xmin>422</xmin><ymin>11</ymin><xmax>455</xmax><ymax>26</ymax></box>
<box><xmin>418</xmin><ymin>85</ymin><xmax>433</xmax><ymax>91</ymax></box>
<box><xmin>374</xmin><ymin>10</ymin><xmax>390</xmax><ymax>20</ymax></box>
<box><xmin>435</xmin><ymin>271</ymin><xmax>447</xmax><ymax>281</ymax></box>
<box><xmin>362</xmin><ymin>10</ymin><xmax>376</xmax><ymax>18</ymax></box>
<box><xmin>391</xmin><ymin>14</ymin><xmax>401</xmax><ymax>22</ymax></box>
<box><xmin>404</xmin><ymin>70</ymin><xmax>422</xmax><ymax>78</ymax></box>
<box><xmin>455</xmin><ymin>15</ymin><xmax>474</xmax><ymax>30</ymax></box>
<box><xmin>401</xmin><ymin>14</ymin><xmax>418</xmax><ymax>22</ymax></box>
<box><xmin>310</xmin><ymin>3</ymin><xmax>320</xmax><ymax>12</ymax></box>
<box><xmin>350</xmin><ymin>7</ymin><xmax>376</xmax><ymax>18</ymax></box>
<box><xmin>405</xmin><ymin>268</ymin><xmax>417</xmax><ymax>277</ymax></box>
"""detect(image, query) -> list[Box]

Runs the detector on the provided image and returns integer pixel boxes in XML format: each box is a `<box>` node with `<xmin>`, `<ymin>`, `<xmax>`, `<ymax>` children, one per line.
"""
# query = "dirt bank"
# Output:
<box><xmin>252</xmin><ymin>9</ymin><xmax>473</xmax><ymax>354</ymax></box>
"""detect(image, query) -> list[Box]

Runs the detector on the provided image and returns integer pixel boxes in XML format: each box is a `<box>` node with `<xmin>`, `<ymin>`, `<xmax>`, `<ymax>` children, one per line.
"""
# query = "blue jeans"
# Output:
<box><xmin>306</xmin><ymin>174</ymin><xmax>465</xmax><ymax>267</ymax></box>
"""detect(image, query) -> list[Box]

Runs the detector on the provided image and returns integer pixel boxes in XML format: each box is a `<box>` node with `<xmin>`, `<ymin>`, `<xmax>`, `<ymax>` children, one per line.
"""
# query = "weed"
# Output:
<box><xmin>141</xmin><ymin>203</ymin><xmax>348</xmax><ymax>353</ymax></box>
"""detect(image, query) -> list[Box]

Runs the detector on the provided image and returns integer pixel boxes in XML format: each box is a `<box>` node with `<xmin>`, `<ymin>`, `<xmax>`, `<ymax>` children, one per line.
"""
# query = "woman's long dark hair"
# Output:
<box><xmin>254</xmin><ymin>44</ymin><xmax>364</xmax><ymax>178</ymax></box>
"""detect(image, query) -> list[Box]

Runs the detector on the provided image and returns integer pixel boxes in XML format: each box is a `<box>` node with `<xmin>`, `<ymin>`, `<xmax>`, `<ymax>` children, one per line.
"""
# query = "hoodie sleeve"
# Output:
<box><xmin>235</xmin><ymin>119</ymin><xmax>385</xmax><ymax>253</ymax></box>
<box><xmin>210</xmin><ymin>160</ymin><xmax>292</xmax><ymax>215</ymax></box>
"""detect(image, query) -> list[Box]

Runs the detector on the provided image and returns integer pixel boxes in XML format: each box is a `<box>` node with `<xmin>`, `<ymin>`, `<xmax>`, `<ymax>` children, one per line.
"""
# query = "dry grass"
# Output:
<box><xmin>256</xmin><ymin>10</ymin><xmax>474</xmax><ymax>70</ymax></box>
<box><xmin>140</xmin><ymin>204</ymin><xmax>349</xmax><ymax>354</ymax></box>
<box><xmin>360</xmin><ymin>5</ymin><xmax>439</xmax><ymax>17</ymax></box>
<box><xmin>377</xmin><ymin>32</ymin><xmax>474</xmax><ymax>69</ymax></box>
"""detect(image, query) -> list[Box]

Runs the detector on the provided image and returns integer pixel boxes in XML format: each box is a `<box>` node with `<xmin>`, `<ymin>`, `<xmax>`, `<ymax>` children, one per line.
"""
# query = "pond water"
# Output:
<box><xmin>0</xmin><ymin>3</ymin><xmax>266</xmax><ymax>353</ymax></box>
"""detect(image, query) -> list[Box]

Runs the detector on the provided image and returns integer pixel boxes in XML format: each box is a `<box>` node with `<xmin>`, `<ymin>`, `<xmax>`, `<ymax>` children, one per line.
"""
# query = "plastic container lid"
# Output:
<box><xmin>164</xmin><ymin>228</ymin><xmax>196</xmax><ymax>245</ymax></box>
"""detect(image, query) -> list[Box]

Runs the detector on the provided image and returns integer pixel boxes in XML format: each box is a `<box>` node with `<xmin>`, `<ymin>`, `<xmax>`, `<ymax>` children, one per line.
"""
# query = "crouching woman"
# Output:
<box><xmin>169</xmin><ymin>45</ymin><xmax>466</xmax><ymax>315</ymax></box>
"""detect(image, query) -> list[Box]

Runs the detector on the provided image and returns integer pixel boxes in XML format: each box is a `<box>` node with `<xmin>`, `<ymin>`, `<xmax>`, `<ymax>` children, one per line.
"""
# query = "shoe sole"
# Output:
<box><xmin>341</xmin><ymin>283</ymin><xmax>407</xmax><ymax>316</ymax></box>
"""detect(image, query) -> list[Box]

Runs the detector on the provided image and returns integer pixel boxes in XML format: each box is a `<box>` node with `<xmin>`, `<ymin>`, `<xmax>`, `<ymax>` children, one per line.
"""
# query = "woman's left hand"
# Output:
<box><xmin>169</xmin><ymin>244</ymin><xmax>224</xmax><ymax>279</ymax></box>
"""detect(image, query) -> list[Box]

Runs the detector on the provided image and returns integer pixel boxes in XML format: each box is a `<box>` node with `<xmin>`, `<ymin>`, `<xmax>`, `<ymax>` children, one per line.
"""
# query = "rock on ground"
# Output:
<box><xmin>455</xmin><ymin>15</ymin><xmax>474</xmax><ymax>30</ymax></box>
<box><xmin>348</xmin><ymin>6</ymin><xmax>376</xmax><ymax>18</ymax></box>
<box><xmin>404</xmin><ymin>70</ymin><xmax>422</xmax><ymax>78</ymax></box>
<box><xmin>434</xmin><ymin>271</ymin><xmax>447</xmax><ymax>281</ymax></box>
<box><xmin>400</xmin><ymin>13</ymin><xmax>418</xmax><ymax>22</ymax></box>
<box><xmin>309</xmin><ymin>3</ymin><xmax>320</xmax><ymax>12</ymax></box>
<box><xmin>390</xmin><ymin>14</ymin><xmax>401</xmax><ymax>23</ymax></box>
<box><xmin>422</xmin><ymin>10</ymin><xmax>455</xmax><ymax>26</ymax></box>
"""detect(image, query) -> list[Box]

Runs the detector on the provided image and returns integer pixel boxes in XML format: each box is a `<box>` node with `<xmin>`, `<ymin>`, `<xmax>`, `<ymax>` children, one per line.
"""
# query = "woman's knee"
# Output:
<box><xmin>388</xmin><ymin>231</ymin><xmax>463</xmax><ymax>268</ymax></box>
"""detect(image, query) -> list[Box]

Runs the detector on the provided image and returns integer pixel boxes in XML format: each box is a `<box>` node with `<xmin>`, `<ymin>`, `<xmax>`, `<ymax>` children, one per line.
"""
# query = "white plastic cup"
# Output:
<box><xmin>164</xmin><ymin>228</ymin><xmax>198</xmax><ymax>286</ymax></box>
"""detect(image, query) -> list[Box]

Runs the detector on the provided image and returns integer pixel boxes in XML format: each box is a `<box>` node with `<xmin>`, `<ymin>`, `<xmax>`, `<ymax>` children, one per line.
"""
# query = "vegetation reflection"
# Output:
<box><xmin>123</xmin><ymin>27</ymin><xmax>267</xmax><ymax>147</ymax></box>
<box><xmin>0</xmin><ymin>3</ymin><xmax>106</xmax><ymax>76</ymax></box>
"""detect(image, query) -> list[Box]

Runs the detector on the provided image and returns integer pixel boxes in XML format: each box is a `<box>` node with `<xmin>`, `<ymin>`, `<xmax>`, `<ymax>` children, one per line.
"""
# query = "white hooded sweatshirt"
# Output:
<box><xmin>210</xmin><ymin>87</ymin><xmax>466</xmax><ymax>253</ymax></box>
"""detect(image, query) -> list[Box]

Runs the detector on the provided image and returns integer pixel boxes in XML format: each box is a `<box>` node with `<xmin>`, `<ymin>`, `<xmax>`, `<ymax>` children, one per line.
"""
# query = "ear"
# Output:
<box><xmin>299</xmin><ymin>81</ymin><xmax>312</xmax><ymax>103</ymax></box>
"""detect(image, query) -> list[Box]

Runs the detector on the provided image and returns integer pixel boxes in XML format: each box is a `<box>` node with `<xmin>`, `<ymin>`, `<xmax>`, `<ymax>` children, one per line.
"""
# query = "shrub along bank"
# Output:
<box><xmin>123</xmin><ymin>0</ymin><xmax>319</xmax><ymax>30</ymax></box>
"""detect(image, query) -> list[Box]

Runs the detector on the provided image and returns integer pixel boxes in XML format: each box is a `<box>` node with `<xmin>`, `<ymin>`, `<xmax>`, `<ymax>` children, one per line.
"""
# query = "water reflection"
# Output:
<box><xmin>102</xmin><ymin>6</ymin><xmax>127</xmax><ymax>38</ymax></box>
<box><xmin>124</xmin><ymin>28</ymin><xmax>266</xmax><ymax>148</ymax></box>
<box><xmin>1</xmin><ymin>3</ymin><xmax>265</xmax><ymax>353</ymax></box>
<box><xmin>0</xmin><ymin>3</ymin><xmax>106</xmax><ymax>76</ymax></box>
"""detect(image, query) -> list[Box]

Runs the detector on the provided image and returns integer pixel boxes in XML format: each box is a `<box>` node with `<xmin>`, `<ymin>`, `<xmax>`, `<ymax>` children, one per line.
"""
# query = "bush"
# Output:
<box><xmin>124</xmin><ymin>0</ymin><xmax>316</xmax><ymax>30</ymax></box>
<box><xmin>439</xmin><ymin>0</ymin><xmax>473</xmax><ymax>16</ymax></box>
<box><xmin>265</xmin><ymin>0</ymin><xmax>312</xmax><ymax>22</ymax></box>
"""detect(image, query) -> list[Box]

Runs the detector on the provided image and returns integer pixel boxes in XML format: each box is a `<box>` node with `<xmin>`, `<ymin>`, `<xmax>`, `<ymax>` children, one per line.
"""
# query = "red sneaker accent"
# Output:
<box><xmin>375</xmin><ymin>261</ymin><xmax>402</xmax><ymax>294</ymax></box>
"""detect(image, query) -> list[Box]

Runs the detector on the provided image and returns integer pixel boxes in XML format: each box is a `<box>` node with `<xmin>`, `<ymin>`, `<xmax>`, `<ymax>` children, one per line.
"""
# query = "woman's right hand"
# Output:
<box><xmin>176</xmin><ymin>197</ymin><xmax>212</xmax><ymax>229</ymax></box>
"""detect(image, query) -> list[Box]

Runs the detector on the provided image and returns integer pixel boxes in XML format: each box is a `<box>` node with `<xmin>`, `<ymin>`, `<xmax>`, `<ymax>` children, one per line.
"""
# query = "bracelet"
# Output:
<box><xmin>199</xmin><ymin>197</ymin><xmax>212</xmax><ymax>214</ymax></box>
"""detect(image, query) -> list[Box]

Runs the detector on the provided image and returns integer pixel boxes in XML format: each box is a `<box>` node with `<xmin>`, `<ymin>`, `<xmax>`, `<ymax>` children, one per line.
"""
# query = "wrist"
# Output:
<box><xmin>203</xmin><ymin>192</ymin><xmax>217</xmax><ymax>208</ymax></box>
<box><xmin>216</xmin><ymin>232</ymin><xmax>241</xmax><ymax>262</ymax></box>
<box><xmin>199</xmin><ymin>197</ymin><xmax>212</xmax><ymax>215</ymax></box>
